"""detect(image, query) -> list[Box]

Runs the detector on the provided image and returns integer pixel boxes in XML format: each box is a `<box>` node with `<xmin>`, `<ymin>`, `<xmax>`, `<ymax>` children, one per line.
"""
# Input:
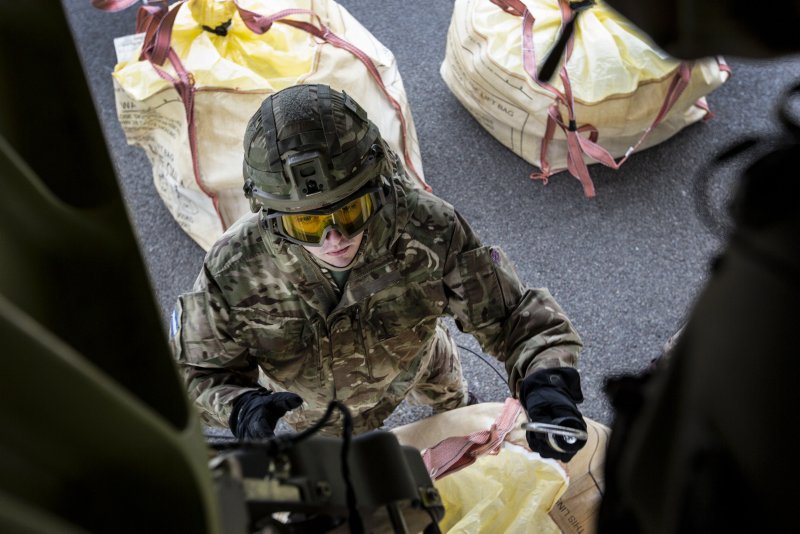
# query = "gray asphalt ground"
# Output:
<box><xmin>64</xmin><ymin>0</ymin><xmax>800</xmax><ymax>429</ymax></box>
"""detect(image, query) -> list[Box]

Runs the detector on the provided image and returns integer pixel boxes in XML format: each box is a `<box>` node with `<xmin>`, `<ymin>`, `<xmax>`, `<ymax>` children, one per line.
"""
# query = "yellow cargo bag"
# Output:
<box><xmin>107</xmin><ymin>0</ymin><xmax>427</xmax><ymax>250</ymax></box>
<box><xmin>392</xmin><ymin>399</ymin><xmax>610</xmax><ymax>534</ymax></box>
<box><xmin>441</xmin><ymin>0</ymin><xmax>731</xmax><ymax>197</ymax></box>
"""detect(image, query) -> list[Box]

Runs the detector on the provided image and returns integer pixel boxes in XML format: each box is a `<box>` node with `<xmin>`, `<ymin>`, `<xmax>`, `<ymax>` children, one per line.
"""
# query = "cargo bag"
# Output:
<box><xmin>392</xmin><ymin>399</ymin><xmax>610</xmax><ymax>534</ymax></box>
<box><xmin>440</xmin><ymin>0</ymin><xmax>731</xmax><ymax>197</ymax></box>
<box><xmin>103</xmin><ymin>0</ymin><xmax>427</xmax><ymax>250</ymax></box>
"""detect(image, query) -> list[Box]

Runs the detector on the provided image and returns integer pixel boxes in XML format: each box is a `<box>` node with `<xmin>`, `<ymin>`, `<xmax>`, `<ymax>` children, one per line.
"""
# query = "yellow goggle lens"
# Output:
<box><xmin>336</xmin><ymin>194</ymin><xmax>373</xmax><ymax>226</ymax></box>
<box><xmin>280</xmin><ymin>193</ymin><xmax>375</xmax><ymax>244</ymax></box>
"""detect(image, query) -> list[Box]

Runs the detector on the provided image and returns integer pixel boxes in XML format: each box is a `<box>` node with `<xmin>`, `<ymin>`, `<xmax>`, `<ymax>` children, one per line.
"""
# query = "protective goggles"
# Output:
<box><xmin>265</xmin><ymin>185</ymin><xmax>385</xmax><ymax>246</ymax></box>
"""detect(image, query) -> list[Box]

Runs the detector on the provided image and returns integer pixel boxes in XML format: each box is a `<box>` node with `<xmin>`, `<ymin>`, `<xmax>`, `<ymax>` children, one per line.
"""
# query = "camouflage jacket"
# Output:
<box><xmin>170</xmin><ymin>166</ymin><xmax>582</xmax><ymax>432</ymax></box>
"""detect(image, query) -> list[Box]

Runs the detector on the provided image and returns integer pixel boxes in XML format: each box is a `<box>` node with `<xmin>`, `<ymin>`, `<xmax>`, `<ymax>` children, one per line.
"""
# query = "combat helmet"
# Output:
<box><xmin>243</xmin><ymin>84</ymin><xmax>386</xmax><ymax>215</ymax></box>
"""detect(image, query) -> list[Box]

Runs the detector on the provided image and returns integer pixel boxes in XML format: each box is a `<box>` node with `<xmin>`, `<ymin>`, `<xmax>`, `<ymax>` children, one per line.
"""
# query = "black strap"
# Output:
<box><xmin>317</xmin><ymin>84</ymin><xmax>342</xmax><ymax>156</ymax></box>
<box><xmin>537</xmin><ymin>1</ymin><xmax>595</xmax><ymax>83</ymax></box>
<box><xmin>276</xmin><ymin>130</ymin><xmax>328</xmax><ymax>154</ymax></box>
<box><xmin>331</xmin><ymin>123</ymin><xmax>380</xmax><ymax>175</ymax></box>
<box><xmin>260</xmin><ymin>96</ymin><xmax>282</xmax><ymax>173</ymax></box>
<box><xmin>569</xmin><ymin>0</ymin><xmax>595</xmax><ymax>12</ymax></box>
<box><xmin>201</xmin><ymin>19</ymin><xmax>232</xmax><ymax>36</ymax></box>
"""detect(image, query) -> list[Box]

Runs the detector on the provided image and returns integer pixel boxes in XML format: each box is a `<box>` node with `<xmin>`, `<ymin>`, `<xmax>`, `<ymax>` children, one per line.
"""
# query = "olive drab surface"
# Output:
<box><xmin>1</xmin><ymin>2</ymin><xmax>224</xmax><ymax>531</ymax></box>
<box><xmin>441</xmin><ymin>0</ymin><xmax>731</xmax><ymax>196</ymax></box>
<box><xmin>109</xmin><ymin>0</ymin><xmax>426</xmax><ymax>251</ymax></box>
<box><xmin>170</xmin><ymin>160</ymin><xmax>583</xmax><ymax>434</ymax></box>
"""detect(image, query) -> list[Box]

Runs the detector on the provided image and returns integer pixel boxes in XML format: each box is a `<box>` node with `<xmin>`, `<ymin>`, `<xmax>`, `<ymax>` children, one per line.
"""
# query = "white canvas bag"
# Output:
<box><xmin>441</xmin><ymin>0</ymin><xmax>731</xmax><ymax>196</ymax></box>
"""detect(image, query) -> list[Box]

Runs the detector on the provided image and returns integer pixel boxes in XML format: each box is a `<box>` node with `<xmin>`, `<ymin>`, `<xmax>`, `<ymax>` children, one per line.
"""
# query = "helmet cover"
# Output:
<box><xmin>243</xmin><ymin>84</ymin><xmax>385</xmax><ymax>213</ymax></box>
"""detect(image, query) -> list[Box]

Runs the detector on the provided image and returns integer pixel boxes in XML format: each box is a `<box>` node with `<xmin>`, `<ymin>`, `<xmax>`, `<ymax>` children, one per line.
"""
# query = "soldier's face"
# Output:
<box><xmin>302</xmin><ymin>229</ymin><xmax>364</xmax><ymax>268</ymax></box>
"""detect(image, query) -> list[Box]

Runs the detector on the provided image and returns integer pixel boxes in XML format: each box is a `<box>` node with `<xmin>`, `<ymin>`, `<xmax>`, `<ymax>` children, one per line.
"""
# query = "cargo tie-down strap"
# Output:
<box><xmin>422</xmin><ymin>397</ymin><xmax>524</xmax><ymax>480</ymax></box>
<box><xmin>489</xmin><ymin>0</ymin><xmax>730</xmax><ymax>197</ymax></box>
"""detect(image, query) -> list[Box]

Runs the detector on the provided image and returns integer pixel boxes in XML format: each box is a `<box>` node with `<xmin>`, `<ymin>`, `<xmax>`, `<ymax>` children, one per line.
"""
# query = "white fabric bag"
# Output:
<box><xmin>109</xmin><ymin>0</ymin><xmax>426</xmax><ymax>250</ymax></box>
<box><xmin>441</xmin><ymin>0</ymin><xmax>731</xmax><ymax>196</ymax></box>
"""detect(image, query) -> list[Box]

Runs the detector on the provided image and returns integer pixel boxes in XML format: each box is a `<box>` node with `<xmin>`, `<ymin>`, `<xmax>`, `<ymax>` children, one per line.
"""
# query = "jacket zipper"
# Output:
<box><xmin>328</xmin><ymin>335</ymin><xmax>337</xmax><ymax>400</ymax></box>
<box><xmin>327</xmin><ymin>312</ymin><xmax>348</xmax><ymax>401</ymax></box>
<box><xmin>354</xmin><ymin>306</ymin><xmax>373</xmax><ymax>379</ymax></box>
<box><xmin>315</xmin><ymin>321</ymin><xmax>324</xmax><ymax>384</ymax></box>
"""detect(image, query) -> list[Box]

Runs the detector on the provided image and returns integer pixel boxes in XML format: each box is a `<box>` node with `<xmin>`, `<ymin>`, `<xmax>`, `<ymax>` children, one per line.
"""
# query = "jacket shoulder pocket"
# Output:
<box><xmin>174</xmin><ymin>291</ymin><xmax>226</xmax><ymax>364</ymax></box>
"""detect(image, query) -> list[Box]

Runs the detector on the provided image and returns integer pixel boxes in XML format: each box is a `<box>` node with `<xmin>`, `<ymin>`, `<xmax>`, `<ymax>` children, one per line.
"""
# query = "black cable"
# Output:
<box><xmin>334</xmin><ymin>401</ymin><xmax>365</xmax><ymax>534</ymax></box>
<box><xmin>206</xmin><ymin>400</ymin><xmax>365</xmax><ymax>533</ymax></box>
<box><xmin>283</xmin><ymin>400</ymin><xmax>340</xmax><ymax>445</ymax></box>
<box><xmin>209</xmin><ymin>399</ymin><xmax>339</xmax><ymax>451</ymax></box>
<box><xmin>422</xmin><ymin>507</ymin><xmax>443</xmax><ymax>534</ymax></box>
<box><xmin>457</xmin><ymin>343</ymin><xmax>511</xmax><ymax>394</ymax></box>
<box><xmin>537</xmin><ymin>1</ymin><xmax>595</xmax><ymax>83</ymax></box>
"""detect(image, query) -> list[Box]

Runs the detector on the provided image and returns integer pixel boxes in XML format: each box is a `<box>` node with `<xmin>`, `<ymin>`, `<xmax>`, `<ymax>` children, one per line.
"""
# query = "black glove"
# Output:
<box><xmin>229</xmin><ymin>388</ymin><xmax>303</xmax><ymax>440</ymax></box>
<box><xmin>522</xmin><ymin>368</ymin><xmax>587</xmax><ymax>462</ymax></box>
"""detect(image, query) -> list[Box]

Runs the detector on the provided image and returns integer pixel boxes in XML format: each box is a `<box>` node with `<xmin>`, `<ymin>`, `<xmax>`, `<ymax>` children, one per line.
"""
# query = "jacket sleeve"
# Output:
<box><xmin>442</xmin><ymin>210</ymin><xmax>583</xmax><ymax>398</ymax></box>
<box><xmin>169</xmin><ymin>265</ymin><xmax>260</xmax><ymax>427</ymax></box>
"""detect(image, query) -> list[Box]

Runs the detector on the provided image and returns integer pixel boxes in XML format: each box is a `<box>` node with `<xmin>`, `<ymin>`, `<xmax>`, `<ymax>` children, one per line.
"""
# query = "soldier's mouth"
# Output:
<box><xmin>326</xmin><ymin>246</ymin><xmax>351</xmax><ymax>256</ymax></box>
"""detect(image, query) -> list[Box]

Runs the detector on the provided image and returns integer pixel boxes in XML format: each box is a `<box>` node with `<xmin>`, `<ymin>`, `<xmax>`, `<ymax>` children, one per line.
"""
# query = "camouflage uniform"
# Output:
<box><xmin>170</xmin><ymin>161</ymin><xmax>582</xmax><ymax>434</ymax></box>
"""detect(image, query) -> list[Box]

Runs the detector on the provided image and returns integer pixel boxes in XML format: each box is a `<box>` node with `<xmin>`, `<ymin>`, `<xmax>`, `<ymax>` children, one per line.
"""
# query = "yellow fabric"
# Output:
<box><xmin>114</xmin><ymin>0</ymin><xmax>316</xmax><ymax>97</ymax></box>
<box><xmin>475</xmin><ymin>0</ymin><xmax>681</xmax><ymax>103</ymax></box>
<box><xmin>187</xmin><ymin>0</ymin><xmax>237</xmax><ymax>30</ymax></box>
<box><xmin>112</xmin><ymin>0</ymin><xmax>424</xmax><ymax>251</ymax></box>
<box><xmin>435</xmin><ymin>443</ymin><xmax>567</xmax><ymax>534</ymax></box>
<box><xmin>392</xmin><ymin>403</ymin><xmax>610</xmax><ymax>534</ymax></box>
<box><xmin>441</xmin><ymin>0</ymin><xmax>730</xmax><ymax>184</ymax></box>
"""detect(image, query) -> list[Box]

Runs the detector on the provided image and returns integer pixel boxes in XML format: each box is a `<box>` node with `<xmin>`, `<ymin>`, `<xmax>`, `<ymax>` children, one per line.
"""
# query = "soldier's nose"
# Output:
<box><xmin>325</xmin><ymin>228</ymin><xmax>344</xmax><ymax>245</ymax></box>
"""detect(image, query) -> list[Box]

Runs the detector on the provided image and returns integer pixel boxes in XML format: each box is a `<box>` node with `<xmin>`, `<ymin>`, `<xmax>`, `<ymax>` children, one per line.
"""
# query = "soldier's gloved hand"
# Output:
<box><xmin>521</xmin><ymin>368</ymin><xmax>587</xmax><ymax>462</ymax></box>
<box><xmin>229</xmin><ymin>388</ymin><xmax>303</xmax><ymax>440</ymax></box>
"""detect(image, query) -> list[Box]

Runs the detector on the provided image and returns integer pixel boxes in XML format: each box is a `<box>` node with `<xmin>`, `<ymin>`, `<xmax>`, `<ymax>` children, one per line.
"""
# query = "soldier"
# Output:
<box><xmin>170</xmin><ymin>84</ymin><xmax>587</xmax><ymax>462</ymax></box>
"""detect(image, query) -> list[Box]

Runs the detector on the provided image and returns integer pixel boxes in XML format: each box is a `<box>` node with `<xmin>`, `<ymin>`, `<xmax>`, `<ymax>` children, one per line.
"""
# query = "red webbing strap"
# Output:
<box><xmin>510</xmin><ymin>1</ymin><xmax>697</xmax><ymax>196</ymax></box>
<box><xmin>521</xmin><ymin>9</ymin><xmax>568</xmax><ymax>106</ymax></box>
<box><xmin>92</xmin><ymin>1</ymin><xmax>177</xmax><ymax>66</ymax></box>
<box><xmin>421</xmin><ymin>398</ymin><xmax>524</xmax><ymax>481</ymax></box>
<box><xmin>233</xmin><ymin>2</ymin><xmax>430</xmax><ymax>192</ymax></box>
<box><xmin>696</xmin><ymin>57</ymin><xmax>732</xmax><ymax>122</ymax></box>
<box><xmin>131</xmin><ymin>2</ymin><xmax>225</xmax><ymax>228</ymax></box>
<box><xmin>717</xmin><ymin>56</ymin><xmax>732</xmax><ymax>76</ymax></box>
<box><xmin>535</xmin><ymin>62</ymin><xmax>692</xmax><ymax>195</ymax></box>
<box><xmin>522</xmin><ymin>2</ymin><xmax>601</xmax><ymax>195</ymax></box>
<box><xmin>611</xmin><ymin>61</ymin><xmax>693</xmax><ymax>162</ymax></box>
<box><xmin>136</xmin><ymin>2</ymin><xmax>182</xmax><ymax>66</ymax></box>
<box><xmin>91</xmin><ymin>1</ymin><xmax>222</xmax><ymax>223</ymax></box>
<box><xmin>152</xmin><ymin>50</ymin><xmax>220</xmax><ymax>217</ymax></box>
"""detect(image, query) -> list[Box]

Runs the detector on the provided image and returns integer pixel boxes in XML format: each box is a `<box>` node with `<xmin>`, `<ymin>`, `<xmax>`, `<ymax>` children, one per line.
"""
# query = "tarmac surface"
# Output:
<box><xmin>63</xmin><ymin>0</ymin><xmax>800</xmax><ymax>430</ymax></box>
